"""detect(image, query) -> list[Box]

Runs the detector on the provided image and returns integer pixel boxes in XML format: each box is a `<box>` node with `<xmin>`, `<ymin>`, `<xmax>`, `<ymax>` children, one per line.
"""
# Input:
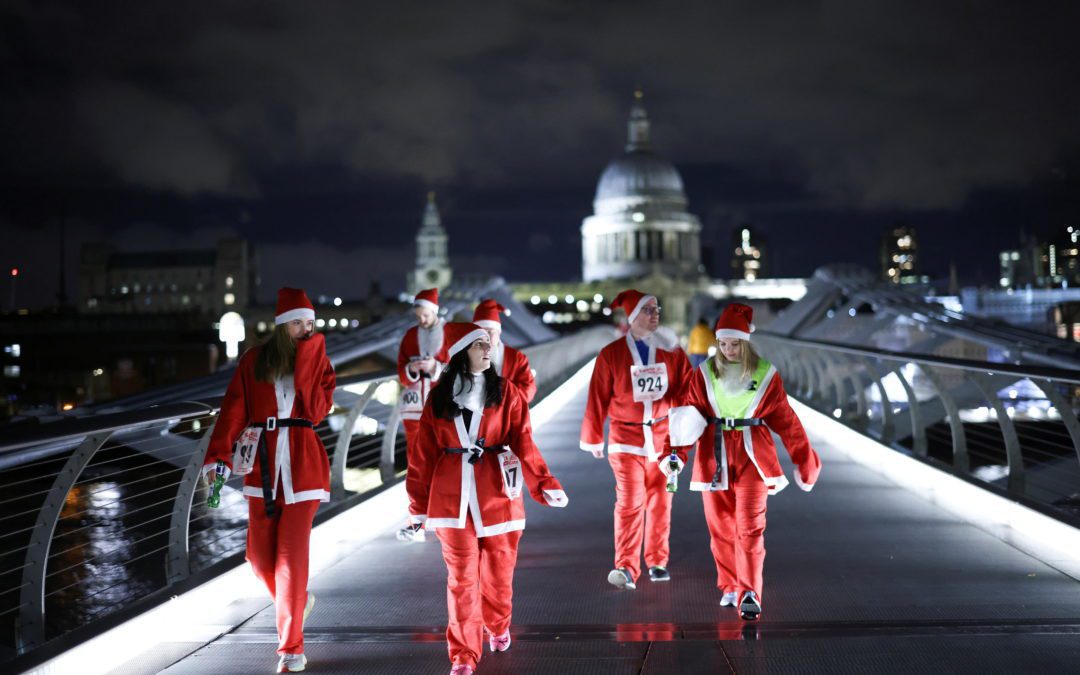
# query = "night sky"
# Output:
<box><xmin>2</xmin><ymin>1</ymin><xmax>1079</xmax><ymax>309</ymax></box>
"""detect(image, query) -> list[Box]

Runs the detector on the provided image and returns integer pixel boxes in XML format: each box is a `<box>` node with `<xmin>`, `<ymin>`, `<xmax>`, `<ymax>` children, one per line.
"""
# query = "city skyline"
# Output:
<box><xmin>2</xmin><ymin>1</ymin><xmax>1079</xmax><ymax>307</ymax></box>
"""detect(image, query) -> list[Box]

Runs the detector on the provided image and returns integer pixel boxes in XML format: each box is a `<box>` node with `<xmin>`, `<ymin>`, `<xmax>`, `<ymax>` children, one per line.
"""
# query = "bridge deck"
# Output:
<box><xmin>148</xmin><ymin>369</ymin><xmax>1079</xmax><ymax>674</ymax></box>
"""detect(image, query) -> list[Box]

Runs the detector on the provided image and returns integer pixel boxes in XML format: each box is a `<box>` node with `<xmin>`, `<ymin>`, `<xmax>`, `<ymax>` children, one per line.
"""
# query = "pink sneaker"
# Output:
<box><xmin>489</xmin><ymin>629</ymin><xmax>512</xmax><ymax>652</ymax></box>
<box><xmin>449</xmin><ymin>665</ymin><xmax>474</xmax><ymax>675</ymax></box>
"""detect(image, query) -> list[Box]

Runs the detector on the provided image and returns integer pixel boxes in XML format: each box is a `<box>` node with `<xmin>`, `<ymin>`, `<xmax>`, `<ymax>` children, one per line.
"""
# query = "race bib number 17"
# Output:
<box><xmin>499</xmin><ymin>450</ymin><xmax>523</xmax><ymax>500</ymax></box>
<box><xmin>630</xmin><ymin>363</ymin><xmax>669</xmax><ymax>403</ymax></box>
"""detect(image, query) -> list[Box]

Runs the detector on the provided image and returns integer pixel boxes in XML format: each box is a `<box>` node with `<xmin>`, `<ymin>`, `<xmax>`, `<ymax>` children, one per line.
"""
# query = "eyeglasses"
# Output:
<box><xmin>641</xmin><ymin>306</ymin><xmax>662</xmax><ymax>316</ymax></box>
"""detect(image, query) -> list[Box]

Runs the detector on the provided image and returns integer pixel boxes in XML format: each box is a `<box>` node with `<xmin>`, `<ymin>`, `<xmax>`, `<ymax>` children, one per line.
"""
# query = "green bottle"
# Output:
<box><xmin>207</xmin><ymin>461</ymin><xmax>227</xmax><ymax>508</ymax></box>
<box><xmin>666</xmin><ymin>454</ymin><xmax>679</xmax><ymax>493</ymax></box>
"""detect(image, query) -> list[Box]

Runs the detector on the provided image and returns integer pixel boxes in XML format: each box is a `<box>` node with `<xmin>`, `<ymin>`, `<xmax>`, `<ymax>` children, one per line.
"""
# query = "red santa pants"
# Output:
<box><xmin>403</xmin><ymin>419</ymin><xmax>423</xmax><ymax>518</ymax></box>
<box><xmin>246</xmin><ymin>495</ymin><xmax>320</xmax><ymax>655</ymax></box>
<box><xmin>436</xmin><ymin>519</ymin><xmax>522</xmax><ymax>668</ymax></box>
<box><xmin>608</xmin><ymin>452</ymin><xmax>672</xmax><ymax>582</ymax></box>
<box><xmin>701</xmin><ymin>447</ymin><xmax>769</xmax><ymax>599</ymax></box>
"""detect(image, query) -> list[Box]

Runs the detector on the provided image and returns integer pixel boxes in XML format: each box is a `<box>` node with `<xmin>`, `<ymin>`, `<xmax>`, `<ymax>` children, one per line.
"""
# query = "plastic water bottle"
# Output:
<box><xmin>666</xmin><ymin>454</ymin><xmax>679</xmax><ymax>493</ymax></box>
<box><xmin>207</xmin><ymin>461</ymin><xmax>227</xmax><ymax>508</ymax></box>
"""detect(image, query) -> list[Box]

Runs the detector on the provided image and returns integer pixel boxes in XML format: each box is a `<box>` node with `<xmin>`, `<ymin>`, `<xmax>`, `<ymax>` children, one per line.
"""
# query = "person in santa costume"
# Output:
<box><xmin>406</xmin><ymin>322</ymin><xmax>568</xmax><ymax>675</ymax></box>
<box><xmin>203</xmin><ymin>287</ymin><xmax>336</xmax><ymax>673</ymax></box>
<box><xmin>580</xmin><ymin>289</ymin><xmax>692</xmax><ymax>589</ymax></box>
<box><xmin>396</xmin><ymin>287</ymin><xmax>450</xmax><ymax>543</ymax></box>
<box><xmin>472</xmin><ymin>298</ymin><xmax>536</xmax><ymax>403</ymax></box>
<box><xmin>665</xmin><ymin>303</ymin><xmax>821</xmax><ymax>621</ymax></box>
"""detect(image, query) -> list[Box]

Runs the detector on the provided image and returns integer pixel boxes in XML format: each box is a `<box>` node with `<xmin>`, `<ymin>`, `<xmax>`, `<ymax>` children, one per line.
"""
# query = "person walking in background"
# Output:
<box><xmin>396</xmin><ymin>287</ymin><xmax>449</xmax><ymax>543</ymax></box>
<box><xmin>202</xmin><ymin>287</ymin><xmax>336</xmax><ymax>672</ymax></box>
<box><xmin>687</xmin><ymin>316</ymin><xmax>713</xmax><ymax>369</ymax></box>
<box><xmin>406</xmin><ymin>322</ymin><xmax>568</xmax><ymax>675</ymax></box>
<box><xmin>473</xmin><ymin>298</ymin><xmax>536</xmax><ymax>402</ymax></box>
<box><xmin>580</xmin><ymin>289</ymin><xmax>692</xmax><ymax>590</ymax></box>
<box><xmin>666</xmin><ymin>303</ymin><xmax>821</xmax><ymax>621</ymax></box>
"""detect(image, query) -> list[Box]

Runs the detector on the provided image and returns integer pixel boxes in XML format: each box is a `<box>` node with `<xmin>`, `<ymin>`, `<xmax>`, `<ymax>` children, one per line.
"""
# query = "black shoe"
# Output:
<box><xmin>648</xmin><ymin>566</ymin><xmax>671</xmax><ymax>582</ymax></box>
<box><xmin>738</xmin><ymin>591</ymin><xmax>761</xmax><ymax>621</ymax></box>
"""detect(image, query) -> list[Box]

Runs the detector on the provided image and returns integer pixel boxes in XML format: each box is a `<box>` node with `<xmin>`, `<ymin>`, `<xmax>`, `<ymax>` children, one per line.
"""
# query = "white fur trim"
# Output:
<box><xmin>579</xmin><ymin>440</ymin><xmax>604</xmax><ymax>453</ymax></box>
<box><xmin>608</xmin><ymin>443</ymin><xmax>649</xmax><ymax>456</ymax></box>
<box><xmin>475</xmin><ymin>320</ymin><xmax>500</xmax><ymax>329</ymax></box>
<box><xmin>448</xmin><ymin>329</ymin><xmax>489</xmax><ymax>358</ymax></box>
<box><xmin>644</xmin><ymin>325</ymin><xmax>680</xmax><ymax>351</ymax></box>
<box><xmin>414</xmin><ymin>298</ymin><xmax>439</xmax><ymax>312</ymax></box>
<box><xmin>275</xmin><ymin>307</ymin><xmax>315</xmax><ymax>325</ymax></box>
<box><xmin>715</xmin><ymin>328</ymin><xmax>751</xmax><ymax>340</ymax></box>
<box><xmin>627</xmin><ymin>294</ymin><xmax>657</xmax><ymax>324</ymax></box>
<box><xmin>793</xmin><ymin>468</ymin><xmax>815</xmax><ymax>492</ymax></box>
<box><xmin>543</xmin><ymin>489</ymin><xmax>569</xmax><ymax>507</ymax></box>
<box><xmin>409</xmin><ymin>514</ymin><xmax>428</xmax><ymax>525</ymax></box>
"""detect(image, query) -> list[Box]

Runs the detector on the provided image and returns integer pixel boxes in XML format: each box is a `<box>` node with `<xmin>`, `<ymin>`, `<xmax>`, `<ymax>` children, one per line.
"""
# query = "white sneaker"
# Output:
<box><xmin>277</xmin><ymin>653</ymin><xmax>307</xmax><ymax>672</ymax></box>
<box><xmin>607</xmin><ymin>568</ymin><xmax>636</xmax><ymax>590</ymax></box>
<box><xmin>720</xmin><ymin>591</ymin><xmax>738</xmax><ymax>607</ymax></box>
<box><xmin>489</xmin><ymin>629</ymin><xmax>512</xmax><ymax>652</ymax></box>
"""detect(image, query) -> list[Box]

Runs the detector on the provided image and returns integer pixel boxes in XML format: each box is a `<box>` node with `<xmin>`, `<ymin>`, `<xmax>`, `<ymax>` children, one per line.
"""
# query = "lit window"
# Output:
<box><xmin>3</xmin><ymin>344</ymin><xmax>19</xmax><ymax>358</ymax></box>
<box><xmin>224</xmin><ymin>293</ymin><xmax>235</xmax><ymax>305</ymax></box>
<box><xmin>3</xmin><ymin>365</ymin><xmax>19</xmax><ymax>378</ymax></box>
<box><xmin>182</xmin><ymin>295</ymin><xmax>190</xmax><ymax>304</ymax></box>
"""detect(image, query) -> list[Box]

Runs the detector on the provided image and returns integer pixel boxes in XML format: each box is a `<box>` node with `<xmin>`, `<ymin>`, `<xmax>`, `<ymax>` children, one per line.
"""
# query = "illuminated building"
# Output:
<box><xmin>78</xmin><ymin>238</ymin><xmax>255</xmax><ymax>315</ymax></box>
<box><xmin>732</xmin><ymin>226</ymin><xmax>766</xmax><ymax>281</ymax></box>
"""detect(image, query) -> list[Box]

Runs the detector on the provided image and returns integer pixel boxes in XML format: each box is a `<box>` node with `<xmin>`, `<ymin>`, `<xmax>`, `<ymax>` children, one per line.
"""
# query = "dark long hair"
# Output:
<box><xmin>254</xmin><ymin>325</ymin><xmax>297</xmax><ymax>383</ymax></box>
<box><xmin>429</xmin><ymin>350</ymin><xmax>504</xmax><ymax>420</ymax></box>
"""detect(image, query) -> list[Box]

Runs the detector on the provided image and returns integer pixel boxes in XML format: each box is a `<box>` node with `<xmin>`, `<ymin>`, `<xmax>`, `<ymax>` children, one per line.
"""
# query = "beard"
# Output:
<box><xmin>717</xmin><ymin>360</ymin><xmax>749</xmax><ymax>396</ymax></box>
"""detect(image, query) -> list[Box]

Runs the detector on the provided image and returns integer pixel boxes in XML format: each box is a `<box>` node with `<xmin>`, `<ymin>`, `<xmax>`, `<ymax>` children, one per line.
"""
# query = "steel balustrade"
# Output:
<box><xmin>753</xmin><ymin>332</ymin><xmax>1080</xmax><ymax>520</ymax></box>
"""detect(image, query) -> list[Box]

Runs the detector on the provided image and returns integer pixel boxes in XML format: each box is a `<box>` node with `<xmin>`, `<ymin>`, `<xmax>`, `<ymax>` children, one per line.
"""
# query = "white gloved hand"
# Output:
<box><xmin>657</xmin><ymin>455</ymin><xmax>685</xmax><ymax>478</ymax></box>
<box><xmin>202</xmin><ymin>463</ymin><xmax>231</xmax><ymax>486</ymax></box>
<box><xmin>542</xmin><ymin>489</ymin><xmax>569</xmax><ymax>508</ymax></box>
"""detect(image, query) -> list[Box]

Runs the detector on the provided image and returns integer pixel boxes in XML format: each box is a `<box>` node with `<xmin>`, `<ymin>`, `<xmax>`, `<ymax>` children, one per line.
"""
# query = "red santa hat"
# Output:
<box><xmin>473</xmin><ymin>299</ymin><xmax>511</xmax><ymax>329</ymax></box>
<box><xmin>413</xmin><ymin>288</ymin><xmax>439</xmax><ymax>313</ymax></box>
<box><xmin>445</xmin><ymin>321</ymin><xmax>490</xmax><ymax>359</ymax></box>
<box><xmin>714</xmin><ymin>303</ymin><xmax>755</xmax><ymax>340</ymax></box>
<box><xmin>274</xmin><ymin>287</ymin><xmax>316</xmax><ymax>325</ymax></box>
<box><xmin>610</xmin><ymin>288</ymin><xmax>656</xmax><ymax>324</ymax></box>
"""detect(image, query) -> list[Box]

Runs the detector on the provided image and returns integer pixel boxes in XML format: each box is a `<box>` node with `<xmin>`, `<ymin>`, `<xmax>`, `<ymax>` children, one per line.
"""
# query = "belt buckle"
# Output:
<box><xmin>266</xmin><ymin>416</ymin><xmax>277</xmax><ymax>431</ymax></box>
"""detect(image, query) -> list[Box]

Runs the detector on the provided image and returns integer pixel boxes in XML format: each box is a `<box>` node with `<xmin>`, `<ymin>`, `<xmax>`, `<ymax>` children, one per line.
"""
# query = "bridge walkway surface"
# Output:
<box><xmin>144</xmin><ymin>364</ymin><xmax>1079</xmax><ymax>674</ymax></box>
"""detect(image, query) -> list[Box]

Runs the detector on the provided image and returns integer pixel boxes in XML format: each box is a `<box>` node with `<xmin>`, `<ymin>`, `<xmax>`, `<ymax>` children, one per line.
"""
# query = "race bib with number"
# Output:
<box><xmin>499</xmin><ymin>450</ymin><xmax>523</xmax><ymax>500</ymax></box>
<box><xmin>400</xmin><ymin>386</ymin><xmax>424</xmax><ymax>415</ymax></box>
<box><xmin>232</xmin><ymin>427</ymin><xmax>263</xmax><ymax>475</ymax></box>
<box><xmin>630</xmin><ymin>363</ymin><xmax>669</xmax><ymax>403</ymax></box>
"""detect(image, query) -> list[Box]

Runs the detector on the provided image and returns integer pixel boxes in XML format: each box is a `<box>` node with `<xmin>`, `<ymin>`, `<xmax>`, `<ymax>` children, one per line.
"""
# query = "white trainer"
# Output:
<box><xmin>607</xmin><ymin>568</ymin><xmax>636</xmax><ymax>590</ymax></box>
<box><xmin>396</xmin><ymin>524</ymin><xmax>426</xmax><ymax>542</ymax></box>
<box><xmin>720</xmin><ymin>591</ymin><xmax>738</xmax><ymax>607</ymax></box>
<box><xmin>277</xmin><ymin>653</ymin><xmax>306</xmax><ymax>672</ymax></box>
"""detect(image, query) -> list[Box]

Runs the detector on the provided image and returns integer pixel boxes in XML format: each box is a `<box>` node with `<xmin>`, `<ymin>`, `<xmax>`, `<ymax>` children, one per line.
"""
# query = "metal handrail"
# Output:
<box><xmin>753</xmin><ymin>332</ymin><xmax>1080</xmax><ymax>525</ymax></box>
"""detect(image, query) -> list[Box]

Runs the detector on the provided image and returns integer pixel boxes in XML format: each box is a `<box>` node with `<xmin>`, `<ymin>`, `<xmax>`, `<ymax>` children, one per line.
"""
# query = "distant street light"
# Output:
<box><xmin>9</xmin><ymin>267</ymin><xmax>17</xmax><ymax>311</ymax></box>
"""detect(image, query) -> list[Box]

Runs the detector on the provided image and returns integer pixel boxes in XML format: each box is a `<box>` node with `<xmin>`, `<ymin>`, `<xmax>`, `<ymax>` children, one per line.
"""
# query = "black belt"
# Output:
<box><xmin>445</xmin><ymin>437</ymin><xmax>507</xmax><ymax>464</ymax></box>
<box><xmin>709</xmin><ymin>417</ymin><xmax>764</xmax><ymax>486</ymax></box>
<box><xmin>617</xmin><ymin>415</ymin><xmax>668</xmax><ymax>427</ymax></box>
<box><xmin>709</xmin><ymin>416</ymin><xmax>764</xmax><ymax>430</ymax></box>
<box><xmin>250</xmin><ymin>416</ymin><xmax>314</xmax><ymax>516</ymax></box>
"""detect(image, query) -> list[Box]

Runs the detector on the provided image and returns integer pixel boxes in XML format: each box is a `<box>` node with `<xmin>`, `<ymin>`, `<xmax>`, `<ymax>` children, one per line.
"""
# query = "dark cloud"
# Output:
<box><xmin>2</xmin><ymin>0</ymin><xmax>1079</xmax><ymax>306</ymax></box>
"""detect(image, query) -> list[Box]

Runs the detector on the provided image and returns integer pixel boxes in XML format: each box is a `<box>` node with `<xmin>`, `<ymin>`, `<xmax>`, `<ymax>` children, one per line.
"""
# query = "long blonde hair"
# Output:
<box><xmin>709</xmin><ymin>338</ymin><xmax>760</xmax><ymax>382</ymax></box>
<box><xmin>254</xmin><ymin>325</ymin><xmax>297</xmax><ymax>382</ymax></box>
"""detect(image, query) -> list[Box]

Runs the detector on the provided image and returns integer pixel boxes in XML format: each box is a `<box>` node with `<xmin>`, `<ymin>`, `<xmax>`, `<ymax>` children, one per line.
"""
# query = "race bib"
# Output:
<box><xmin>400</xmin><ymin>385</ymin><xmax>424</xmax><ymax>415</ymax></box>
<box><xmin>232</xmin><ymin>427</ymin><xmax>262</xmax><ymax>475</ymax></box>
<box><xmin>630</xmin><ymin>363</ymin><xmax>669</xmax><ymax>403</ymax></box>
<box><xmin>499</xmin><ymin>450</ymin><xmax>523</xmax><ymax>500</ymax></box>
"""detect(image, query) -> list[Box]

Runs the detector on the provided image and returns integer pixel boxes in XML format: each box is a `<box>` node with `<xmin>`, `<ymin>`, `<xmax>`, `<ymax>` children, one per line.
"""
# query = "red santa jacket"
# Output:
<box><xmin>406</xmin><ymin>380</ymin><xmax>563</xmax><ymax>537</ymax></box>
<box><xmin>580</xmin><ymin>332</ymin><xmax>692</xmax><ymax>460</ymax></box>
<box><xmin>396</xmin><ymin>321</ymin><xmax>450</xmax><ymax>421</ymax></box>
<box><xmin>496</xmin><ymin>343</ymin><xmax>537</xmax><ymax>403</ymax></box>
<box><xmin>204</xmin><ymin>333</ymin><xmax>337</xmax><ymax>503</ymax></box>
<box><xmin>666</xmin><ymin>359</ymin><xmax>821</xmax><ymax>495</ymax></box>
